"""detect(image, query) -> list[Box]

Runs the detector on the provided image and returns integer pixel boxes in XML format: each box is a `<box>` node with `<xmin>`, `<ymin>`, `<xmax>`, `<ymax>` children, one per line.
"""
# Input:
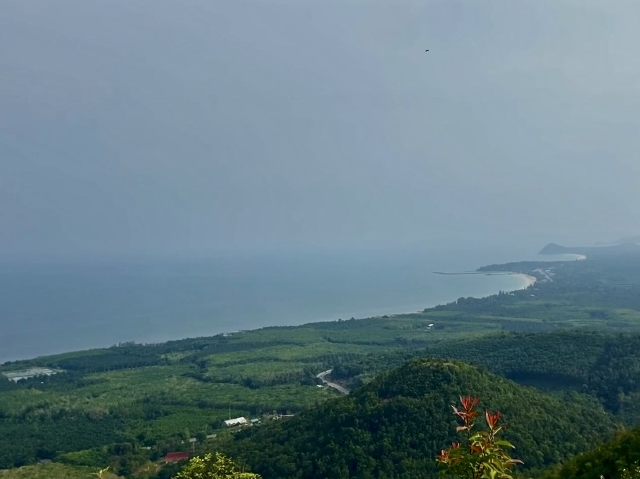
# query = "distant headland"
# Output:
<box><xmin>539</xmin><ymin>242</ymin><xmax>640</xmax><ymax>256</ymax></box>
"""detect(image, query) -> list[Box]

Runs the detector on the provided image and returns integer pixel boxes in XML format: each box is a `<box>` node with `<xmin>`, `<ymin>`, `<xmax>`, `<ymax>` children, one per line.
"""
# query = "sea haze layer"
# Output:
<box><xmin>0</xmin><ymin>244</ymin><xmax>545</xmax><ymax>363</ymax></box>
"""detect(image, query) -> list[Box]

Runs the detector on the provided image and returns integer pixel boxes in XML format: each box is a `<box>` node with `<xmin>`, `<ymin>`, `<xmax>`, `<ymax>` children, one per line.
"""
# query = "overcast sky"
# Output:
<box><xmin>1</xmin><ymin>0</ymin><xmax>639</xmax><ymax>260</ymax></box>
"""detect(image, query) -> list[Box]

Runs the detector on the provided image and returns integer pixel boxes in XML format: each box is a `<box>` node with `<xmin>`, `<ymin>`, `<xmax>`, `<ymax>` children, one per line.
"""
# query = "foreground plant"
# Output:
<box><xmin>175</xmin><ymin>452</ymin><xmax>261</xmax><ymax>479</ymax></box>
<box><xmin>93</xmin><ymin>467</ymin><xmax>111</xmax><ymax>478</ymax></box>
<box><xmin>436</xmin><ymin>396</ymin><xmax>522</xmax><ymax>479</ymax></box>
<box><xmin>614</xmin><ymin>463</ymin><xmax>640</xmax><ymax>479</ymax></box>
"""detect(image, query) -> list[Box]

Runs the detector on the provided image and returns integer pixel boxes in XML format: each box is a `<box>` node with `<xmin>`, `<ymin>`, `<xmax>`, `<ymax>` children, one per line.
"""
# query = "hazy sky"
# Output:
<box><xmin>1</xmin><ymin>0</ymin><xmax>639</xmax><ymax>260</ymax></box>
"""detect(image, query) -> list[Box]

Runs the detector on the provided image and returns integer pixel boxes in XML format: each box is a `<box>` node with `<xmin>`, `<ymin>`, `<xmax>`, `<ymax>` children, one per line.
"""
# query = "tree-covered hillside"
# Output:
<box><xmin>225</xmin><ymin>359</ymin><xmax>616</xmax><ymax>478</ymax></box>
<box><xmin>542</xmin><ymin>426</ymin><xmax>640</xmax><ymax>479</ymax></box>
<box><xmin>332</xmin><ymin>331</ymin><xmax>640</xmax><ymax>425</ymax></box>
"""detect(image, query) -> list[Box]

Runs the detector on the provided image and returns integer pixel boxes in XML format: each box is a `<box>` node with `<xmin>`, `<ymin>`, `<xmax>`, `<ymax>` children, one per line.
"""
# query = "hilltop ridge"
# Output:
<box><xmin>225</xmin><ymin>359</ymin><xmax>615</xmax><ymax>478</ymax></box>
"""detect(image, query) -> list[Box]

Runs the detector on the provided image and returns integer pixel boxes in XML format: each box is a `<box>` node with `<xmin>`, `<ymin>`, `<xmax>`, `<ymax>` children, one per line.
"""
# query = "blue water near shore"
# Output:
<box><xmin>0</xmin><ymin>244</ymin><xmax>557</xmax><ymax>363</ymax></box>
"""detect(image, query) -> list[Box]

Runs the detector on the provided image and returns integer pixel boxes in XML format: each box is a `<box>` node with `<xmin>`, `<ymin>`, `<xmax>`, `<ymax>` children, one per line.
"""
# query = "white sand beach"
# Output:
<box><xmin>515</xmin><ymin>273</ymin><xmax>537</xmax><ymax>289</ymax></box>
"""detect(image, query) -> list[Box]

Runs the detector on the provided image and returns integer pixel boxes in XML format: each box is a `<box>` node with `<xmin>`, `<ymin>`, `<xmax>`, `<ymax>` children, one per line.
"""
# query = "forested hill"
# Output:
<box><xmin>331</xmin><ymin>331</ymin><xmax>640</xmax><ymax>423</ymax></box>
<box><xmin>542</xmin><ymin>425</ymin><xmax>640</xmax><ymax>479</ymax></box>
<box><xmin>225</xmin><ymin>359</ymin><xmax>616</xmax><ymax>478</ymax></box>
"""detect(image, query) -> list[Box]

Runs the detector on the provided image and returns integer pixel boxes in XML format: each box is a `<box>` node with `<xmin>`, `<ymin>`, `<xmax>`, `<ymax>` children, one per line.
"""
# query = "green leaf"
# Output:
<box><xmin>493</xmin><ymin>439</ymin><xmax>515</xmax><ymax>449</ymax></box>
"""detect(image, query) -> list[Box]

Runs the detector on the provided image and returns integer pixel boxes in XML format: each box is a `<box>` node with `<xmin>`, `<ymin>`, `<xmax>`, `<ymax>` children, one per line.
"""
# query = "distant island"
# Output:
<box><xmin>596</xmin><ymin>235</ymin><xmax>640</xmax><ymax>245</ymax></box>
<box><xmin>539</xmin><ymin>242</ymin><xmax>640</xmax><ymax>256</ymax></box>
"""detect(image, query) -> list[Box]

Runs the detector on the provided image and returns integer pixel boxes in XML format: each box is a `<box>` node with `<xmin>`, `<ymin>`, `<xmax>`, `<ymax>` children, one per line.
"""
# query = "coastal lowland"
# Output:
<box><xmin>1</xmin><ymin>242</ymin><xmax>640</xmax><ymax>478</ymax></box>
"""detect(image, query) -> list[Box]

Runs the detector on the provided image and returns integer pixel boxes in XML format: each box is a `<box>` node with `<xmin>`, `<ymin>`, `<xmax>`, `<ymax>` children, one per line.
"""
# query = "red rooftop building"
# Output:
<box><xmin>164</xmin><ymin>451</ymin><xmax>190</xmax><ymax>463</ymax></box>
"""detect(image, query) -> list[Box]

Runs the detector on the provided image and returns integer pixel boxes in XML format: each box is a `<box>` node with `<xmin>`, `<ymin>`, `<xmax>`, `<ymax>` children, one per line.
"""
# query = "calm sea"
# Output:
<box><xmin>0</xmin><ymin>244</ymin><xmax>557</xmax><ymax>363</ymax></box>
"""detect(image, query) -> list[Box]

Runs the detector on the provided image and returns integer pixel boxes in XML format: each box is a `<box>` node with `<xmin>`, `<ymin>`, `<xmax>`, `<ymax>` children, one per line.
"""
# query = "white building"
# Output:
<box><xmin>224</xmin><ymin>417</ymin><xmax>248</xmax><ymax>427</ymax></box>
<box><xmin>3</xmin><ymin>367</ymin><xmax>58</xmax><ymax>382</ymax></box>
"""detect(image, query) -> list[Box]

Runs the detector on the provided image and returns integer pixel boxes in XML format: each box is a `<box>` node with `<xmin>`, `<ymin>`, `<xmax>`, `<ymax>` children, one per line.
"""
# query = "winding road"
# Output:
<box><xmin>316</xmin><ymin>369</ymin><xmax>350</xmax><ymax>395</ymax></box>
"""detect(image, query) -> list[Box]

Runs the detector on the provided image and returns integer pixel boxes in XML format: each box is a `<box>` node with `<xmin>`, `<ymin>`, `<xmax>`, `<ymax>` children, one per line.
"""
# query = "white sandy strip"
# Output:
<box><xmin>514</xmin><ymin>273</ymin><xmax>537</xmax><ymax>289</ymax></box>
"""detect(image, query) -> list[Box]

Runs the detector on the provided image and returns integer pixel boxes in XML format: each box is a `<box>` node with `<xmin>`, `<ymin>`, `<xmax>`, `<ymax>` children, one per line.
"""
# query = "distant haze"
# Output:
<box><xmin>1</xmin><ymin>0</ymin><xmax>639</xmax><ymax>260</ymax></box>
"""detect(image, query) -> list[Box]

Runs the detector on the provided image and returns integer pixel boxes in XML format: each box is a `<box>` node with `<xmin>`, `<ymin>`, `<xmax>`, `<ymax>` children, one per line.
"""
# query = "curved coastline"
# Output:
<box><xmin>0</xmin><ymin>259</ymin><xmax>539</xmax><ymax>364</ymax></box>
<box><xmin>370</xmin><ymin>271</ymin><xmax>536</xmax><ymax>319</ymax></box>
<box><xmin>514</xmin><ymin>273</ymin><xmax>537</xmax><ymax>289</ymax></box>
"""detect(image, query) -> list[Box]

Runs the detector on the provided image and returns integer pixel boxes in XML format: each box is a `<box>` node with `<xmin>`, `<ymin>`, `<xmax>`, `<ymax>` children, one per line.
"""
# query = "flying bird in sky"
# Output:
<box><xmin>425</xmin><ymin>49</ymin><xmax>429</xmax><ymax>52</ymax></box>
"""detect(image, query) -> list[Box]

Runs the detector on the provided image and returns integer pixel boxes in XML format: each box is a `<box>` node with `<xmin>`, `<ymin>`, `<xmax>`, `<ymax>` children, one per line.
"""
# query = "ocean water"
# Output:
<box><xmin>0</xmin><ymin>244</ymin><xmax>552</xmax><ymax>363</ymax></box>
